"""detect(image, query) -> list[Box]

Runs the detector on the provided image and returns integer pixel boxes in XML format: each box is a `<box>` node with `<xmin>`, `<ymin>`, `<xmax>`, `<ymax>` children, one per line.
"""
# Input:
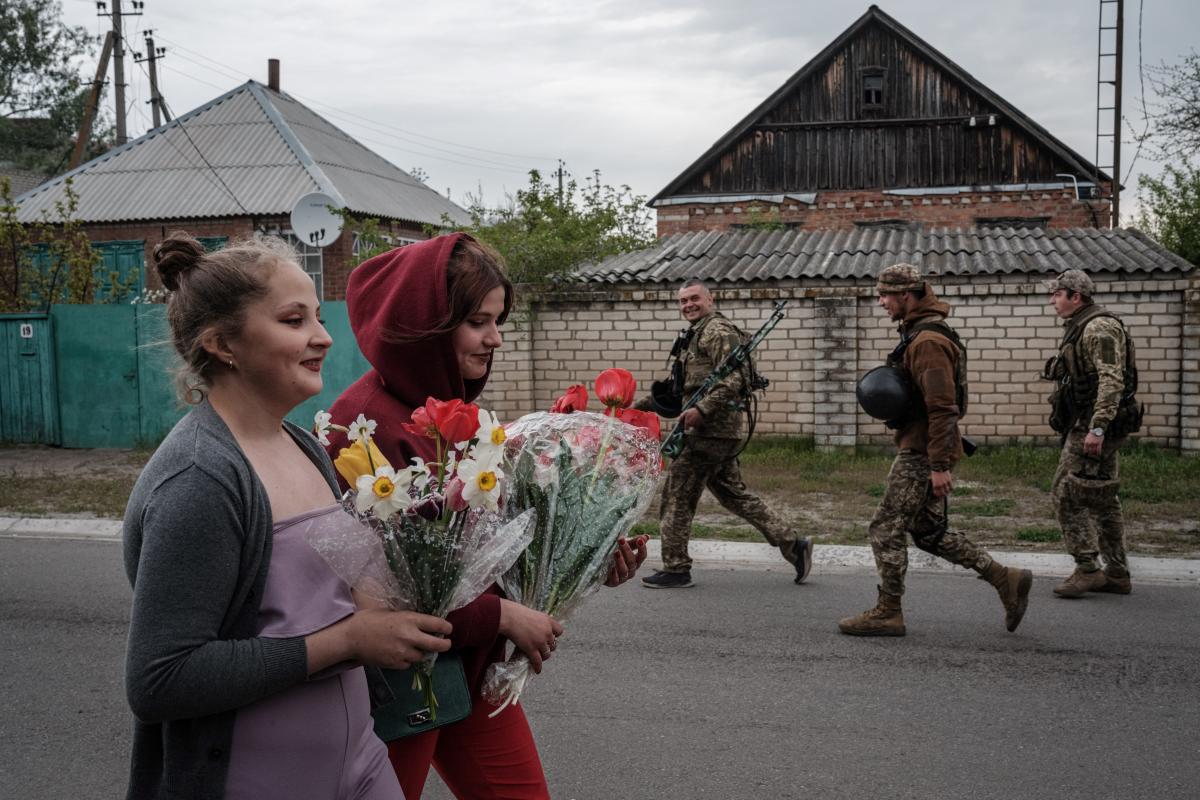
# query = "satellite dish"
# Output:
<box><xmin>289</xmin><ymin>191</ymin><xmax>343</xmax><ymax>248</ymax></box>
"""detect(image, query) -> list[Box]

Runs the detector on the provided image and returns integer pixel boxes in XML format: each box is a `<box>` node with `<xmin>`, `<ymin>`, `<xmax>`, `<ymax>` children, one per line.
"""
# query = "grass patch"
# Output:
<box><xmin>866</xmin><ymin>484</ymin><xmax>886</xmax><ymax>497</ymax></box>
<box><xmin>0</xmin><ymin>473</ymin><xmax>135</xmax><ymax>518</ymax></box>
<box><xmin>1016</xmin><ymin>526</ymin><xmax>1062</xmax><ymax>543</ymax></box>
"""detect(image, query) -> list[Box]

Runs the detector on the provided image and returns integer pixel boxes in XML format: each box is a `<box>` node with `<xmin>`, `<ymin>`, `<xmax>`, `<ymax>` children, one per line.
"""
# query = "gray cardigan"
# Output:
<box><xmin>123</xmin><ymin>400</ymin><xmax>340</xmax><ymax>799</ymax></box>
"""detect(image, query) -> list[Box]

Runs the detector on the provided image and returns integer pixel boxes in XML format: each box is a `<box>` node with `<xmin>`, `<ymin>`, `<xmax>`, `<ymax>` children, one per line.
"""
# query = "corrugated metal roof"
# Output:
<box><xmin>15</xmin><ymin>81</ymin><xmax>470</xmax><ymax>228</ymax></box>
<box><xmin>575</xmin><ymin>227</ymin><xmax>1196</xmax><ymax>284</ymax></box>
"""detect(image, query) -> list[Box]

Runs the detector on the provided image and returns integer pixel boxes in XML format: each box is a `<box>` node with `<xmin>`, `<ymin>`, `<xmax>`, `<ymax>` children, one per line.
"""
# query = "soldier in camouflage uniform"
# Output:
<box><xmin>1044</xmin><ymin>270</ymin><xmax>1141</xmax><ymax>598</ymax></box>
<box><xmin>838</xmin><ymin>264</ymin><xmax>1033</xmax><ymax>636</ymax></box>
<box><xmin>637</xmin><ymin>280</ymin><xmax>812</xmax><ymax>589</ymax></box>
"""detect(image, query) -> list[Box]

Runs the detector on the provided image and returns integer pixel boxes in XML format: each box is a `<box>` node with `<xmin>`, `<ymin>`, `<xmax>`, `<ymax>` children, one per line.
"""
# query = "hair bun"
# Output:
<box><xmin>154</xmin><ymin>232</ymin><xmax>207</xmax><ymax>291</ymax></box>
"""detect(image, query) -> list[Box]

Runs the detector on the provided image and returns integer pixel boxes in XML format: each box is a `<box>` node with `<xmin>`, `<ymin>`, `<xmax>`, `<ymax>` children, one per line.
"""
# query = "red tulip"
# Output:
<box><xmin>550</xmin><ymin>384</ymin><xmax>589</xmax><ymax>414</ymax></box>
<box><xmin>401</xmin><ymin>405</ymin><xmax>438</xmax><ymax>439</ymax></box>
<box><xmin>424</xmin><ymin>398</ymin><xmax>480</xmax><ymax>445</ymax></box>
<box><xmin>617</xmin><ymin>408</ymin><xmax>661</xmax><ymax>441</ymax></box>
<box><xmin>594</xmin><ymin>368</ymin><xmax>636</xmax><ymax>413</ymax></box>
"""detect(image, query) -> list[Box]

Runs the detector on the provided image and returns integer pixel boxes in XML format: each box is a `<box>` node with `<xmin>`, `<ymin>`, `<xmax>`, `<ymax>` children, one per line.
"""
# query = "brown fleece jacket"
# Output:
<box><xmin>894</xmin><ymin>288</ymin><xmax>964</xmax><ymax>471</ymax></box>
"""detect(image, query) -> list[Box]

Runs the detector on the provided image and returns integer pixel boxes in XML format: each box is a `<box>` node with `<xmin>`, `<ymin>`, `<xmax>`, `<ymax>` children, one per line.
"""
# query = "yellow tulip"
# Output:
<box><xmin>334</xmin><ymin>438</ymin><xmax>391</xmax><ymax>486</ymax></box>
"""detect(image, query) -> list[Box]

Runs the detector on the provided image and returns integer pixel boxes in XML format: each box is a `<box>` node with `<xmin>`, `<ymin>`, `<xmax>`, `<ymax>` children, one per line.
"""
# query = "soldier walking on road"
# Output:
<box><xmin>1043</xmin><ymin>270</ymin><xmax>1143</xmax><ymax>598</ymax></box>
<box><xmin>636</xmin><ymin>280</ymin><xmax>812</xmax><ymax>589</ymax></box>
<box><xmin>839</xmin><ymin>264</ymin><xmax>1033</xmax><ymax>637</ymax></box>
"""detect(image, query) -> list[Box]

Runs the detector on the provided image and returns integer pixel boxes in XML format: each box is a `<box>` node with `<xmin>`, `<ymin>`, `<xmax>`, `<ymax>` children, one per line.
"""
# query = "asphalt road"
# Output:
<box><xmin>3</xmin><ymin>536</ymin><xmax>1198</xmax><ymax>800</ymax></box>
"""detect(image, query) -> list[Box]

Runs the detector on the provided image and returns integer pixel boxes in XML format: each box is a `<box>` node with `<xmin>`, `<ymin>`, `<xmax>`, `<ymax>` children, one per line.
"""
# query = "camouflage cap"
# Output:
<box><xmin>876</xmin><ymin>263</ymin><xmax>923</xmax><ymax>294</ymax></box>
<box><xmin>1045</xmin><ymin>269</ymin><xmax>1095</xmax><ymax>297</ymax></box>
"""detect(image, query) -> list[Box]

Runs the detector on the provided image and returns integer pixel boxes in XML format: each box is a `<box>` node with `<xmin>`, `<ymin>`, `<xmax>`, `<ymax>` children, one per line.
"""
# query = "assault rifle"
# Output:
<box><xmin>660</xmin><ymin>300</ymin><xmax>789</xmax><ymax>458</ymax></box>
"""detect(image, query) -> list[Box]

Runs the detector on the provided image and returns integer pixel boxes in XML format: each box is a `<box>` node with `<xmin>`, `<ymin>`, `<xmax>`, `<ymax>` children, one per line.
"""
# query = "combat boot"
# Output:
<box><xmin>1053</xmin><ymin>567</ymin><xmax>1108</xmax><ymax>598</ymax></box>
<box><xmin>1093</xmin><ymin>571</ymin><xmax>1133</xmax><ymax>594</ymax></box>
<box><xmin>837</xmin><ymin>587</ymin><xmax>905</xmax><ymax>637</ymax></box>
<box><xmin>980</xmin><ymin>561</ymin><xmax>1034</xmax><ymax>632</ymax></box>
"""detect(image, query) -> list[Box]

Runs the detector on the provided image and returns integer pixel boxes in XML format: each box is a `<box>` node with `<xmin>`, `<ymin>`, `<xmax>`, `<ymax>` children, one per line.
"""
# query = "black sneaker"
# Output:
<box><xmin>783</xmin><ymin>538</ymin><xmax>813</xmax><ymax>584</ymax></box>
<box><xmin>641</xmin><ymin>570</ymin><xmax>694</xmax><ymax>589</ymax></box>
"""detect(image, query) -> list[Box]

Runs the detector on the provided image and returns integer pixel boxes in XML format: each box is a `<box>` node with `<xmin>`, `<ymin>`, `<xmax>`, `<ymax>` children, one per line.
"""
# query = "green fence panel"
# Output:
<box><xmin>135</xmin><ymin>305</ymin><xmax>187</xmax><ymax>445</ymax></box>
<box><xmin>286</xmin><ymin>302</ymin><xmax>371</xmax><ymax>433</ymax></box>
<box><xmin>4</xmin><ymin>303</ymin><xmax>367</xmax><ymax>449</ymax></box>
<box><xmin>51</xmin><ymin>304</ymin><xmax>140</xmax><ymax>448</ymax></box>
<box><xmin>0</xmin><ymin>313</ymin><xmax>60</xmax><ymax>444</ymax></box>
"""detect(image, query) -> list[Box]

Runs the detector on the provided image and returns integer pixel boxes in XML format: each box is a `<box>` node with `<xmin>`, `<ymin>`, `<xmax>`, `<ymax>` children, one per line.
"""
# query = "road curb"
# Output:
<box><xmin>0</xmin><ymin>516</ymin><xmax>121</xmax><ymax>541</ymax></box>
<box><xmin>647</xmin><ymin>539</ymin><xmax>1200</xmax><ymax>585</ymax></box>
<box><xmin>3</xmin><ymin>517</ymin><xmax>1197</xmax><ymax>585</ymax></box>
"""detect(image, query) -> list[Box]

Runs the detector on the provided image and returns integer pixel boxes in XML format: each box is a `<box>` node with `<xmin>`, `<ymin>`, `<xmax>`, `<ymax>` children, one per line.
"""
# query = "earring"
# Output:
<box><xmin>228</xmin><ymin>360</ymin><xmax>235</xmax><ymax>369</ymax></box>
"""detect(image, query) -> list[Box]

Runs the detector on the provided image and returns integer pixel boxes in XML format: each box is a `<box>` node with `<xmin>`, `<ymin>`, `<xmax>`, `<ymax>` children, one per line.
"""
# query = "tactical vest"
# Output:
<box><xmin>884</xmin><ymin>319</ymin><xmax>969</xmax><ymax>423</ymax></box>
<box><xmin>1045</xmin><ymin>304</ymin><xmax>1142</xmax><ymax>437</ymax></box>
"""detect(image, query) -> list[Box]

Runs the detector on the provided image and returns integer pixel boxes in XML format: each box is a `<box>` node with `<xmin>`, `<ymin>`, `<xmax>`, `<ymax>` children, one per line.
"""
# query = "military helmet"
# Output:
<box><xmin>856</xmin><ymin>366</ymin><xmax>915</xmax><ymax>421</ymax></box>
<box><xmin>649</xmin><ymin>379</ymin><xmax>683</xmax><ymax>418</ymax></box>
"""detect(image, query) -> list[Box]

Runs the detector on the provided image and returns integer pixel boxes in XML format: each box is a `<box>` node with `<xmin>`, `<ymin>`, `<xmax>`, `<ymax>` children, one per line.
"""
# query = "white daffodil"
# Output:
<box><xmin>457</xmin><ymin>450</ymin><xmax>505</xmax><ymax>512</ymax></box>
<box><xmin>355</xmin><ymin>465</ymin><xmax>412</xmax><ymax>517</ymax></box>
<box><xmin>472</xmin><ymin>408</ymin><xmax>507</xmax><ymax>461</ymax></box>
<box><xmin>346</xmin><ymin>413</ymin><xmax>377</xmax><ymax>443</ymax></box>
<box><xmin>313</xmin><ymin>410</ymin><xmax>333</xmax><ymax>446</ymax></box>
<box><xmin>407</xmin><ymin>457</ymin><xmax>433</xmax><ymax>493</ymax></box>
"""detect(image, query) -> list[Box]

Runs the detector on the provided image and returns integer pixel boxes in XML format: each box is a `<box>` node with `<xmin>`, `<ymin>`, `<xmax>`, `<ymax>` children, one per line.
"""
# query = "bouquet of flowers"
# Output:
<box><xmin>308</xmin><ymin>399</ymin><xmax>535</xmax><ymax>717</ymax></box>
<box><xmin>482</xmin><ymin>369</ymin><xmax>663</xmax><ymax>715</ymax></box>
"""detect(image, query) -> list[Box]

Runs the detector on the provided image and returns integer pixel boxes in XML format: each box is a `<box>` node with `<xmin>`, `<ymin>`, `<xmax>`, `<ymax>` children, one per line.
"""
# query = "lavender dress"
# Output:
<box><xmin>223</xmin><ymin>505</ymin><xmax>404</xmax><ymax>800</ymax></box>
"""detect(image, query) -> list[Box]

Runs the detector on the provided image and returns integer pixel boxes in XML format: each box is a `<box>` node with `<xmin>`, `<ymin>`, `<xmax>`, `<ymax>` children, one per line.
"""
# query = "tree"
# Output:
<box><xmin>0</xmin><ymin>176</ymin><xmax>127</xmax><ymax>311</ymax></box>
<box><xmin>1144</xmin><ymin>51</ymin><xmax>1200</xmax><ymax>162</ymax></box>
<box><xmin>1134</xmin><ymin>161</ymin><xmax>1200</xmax><ymax>267</ymax></box>
<box><xmin>0</xmin><ymin>0</ymin><xmax>104</xmax><ymax>174</ymax></box>
<box><xmin>445</xmin><ymin>168</ymin><xmax>655</xmax><ymax>285</ymax></box>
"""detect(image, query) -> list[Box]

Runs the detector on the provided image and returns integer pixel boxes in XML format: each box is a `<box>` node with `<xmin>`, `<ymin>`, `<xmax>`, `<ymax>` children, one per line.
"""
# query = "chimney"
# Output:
<box><xmin>268</xmin><ymin>59</ymin><xmax>280</xmax><ymax>92</ymax></box>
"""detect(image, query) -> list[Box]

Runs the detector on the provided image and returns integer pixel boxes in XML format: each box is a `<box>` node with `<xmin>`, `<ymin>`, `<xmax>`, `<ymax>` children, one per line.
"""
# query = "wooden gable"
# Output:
<box><xmin>653</xmin><ymin>5</ymin><xmax>1106</xmax><ymax>202</ymax></box>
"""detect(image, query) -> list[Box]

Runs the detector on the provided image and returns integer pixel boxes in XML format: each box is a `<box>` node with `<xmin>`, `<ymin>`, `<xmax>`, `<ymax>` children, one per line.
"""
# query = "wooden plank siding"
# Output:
<box><xmin>676</xmin><ymin>20</ymin><xmax>1082</xmax><ymax>196</ymax></box>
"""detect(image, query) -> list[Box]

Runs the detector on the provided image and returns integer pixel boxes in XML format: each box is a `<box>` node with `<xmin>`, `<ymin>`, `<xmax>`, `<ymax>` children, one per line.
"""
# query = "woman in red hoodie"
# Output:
<box><xmin>325</xmin><ymin>233</ymin><xmax>644</xmax><ymax>799</ymax></box>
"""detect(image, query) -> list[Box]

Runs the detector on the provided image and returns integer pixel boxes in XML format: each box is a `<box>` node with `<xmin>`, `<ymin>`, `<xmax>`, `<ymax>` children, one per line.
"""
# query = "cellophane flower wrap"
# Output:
<box><xmin>306</xmin><ymin>403</ymin><xmax>534</xmax><ymax>719</ymax></box>
<box><xmin>482</xmin><ymin>408</ymin><xmax>663</xmax><ymax>714</ymax></box>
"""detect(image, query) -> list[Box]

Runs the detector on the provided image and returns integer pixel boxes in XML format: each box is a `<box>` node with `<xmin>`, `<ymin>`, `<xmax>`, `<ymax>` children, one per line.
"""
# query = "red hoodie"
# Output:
<box><xmin>325</xmin><ymin>233</ymin><xmax>504</xmax><ymax>688</ymax></box>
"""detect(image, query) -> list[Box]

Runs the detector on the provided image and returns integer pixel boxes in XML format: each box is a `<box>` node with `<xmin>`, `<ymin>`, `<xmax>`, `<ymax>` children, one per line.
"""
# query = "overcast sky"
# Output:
<box><xmin>62</xmin><ymin>0</ymin><xmax>1198</xmax><ymax>222</ymax></box>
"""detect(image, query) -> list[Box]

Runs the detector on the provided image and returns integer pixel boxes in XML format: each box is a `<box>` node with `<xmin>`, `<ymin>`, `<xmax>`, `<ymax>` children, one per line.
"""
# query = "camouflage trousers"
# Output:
<box><xmin>869</xmin><ymin>449</ymin><xmax>993</xmax><ymax>597</ymax></box>
<box><xmin>1050</xmin><ymin>429</ymin><xmax>1128</xmax><ymax>576</ymax></box>
<box><xmin>658</xmin><ymin>436</ymin><xmax>798</xmax><ymax>573</ymax></box>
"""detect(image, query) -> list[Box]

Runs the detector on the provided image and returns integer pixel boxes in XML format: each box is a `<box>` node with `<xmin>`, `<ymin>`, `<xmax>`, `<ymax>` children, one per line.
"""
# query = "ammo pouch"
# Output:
<box><xmin>1042</xmin><ymin>355</ymin><xmax>1073</xmax><ymax>435</ymax></box>
<box><xmin>1062</xmin><ymin>470</ymin><xmax>1120</xmax><ymax>503</ymax></box>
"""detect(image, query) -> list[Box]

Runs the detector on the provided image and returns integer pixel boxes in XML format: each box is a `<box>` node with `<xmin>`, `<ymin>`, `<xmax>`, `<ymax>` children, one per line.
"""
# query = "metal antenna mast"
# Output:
<box><xmin>1094</xmin><ymin>0</ymin><xmax>1124</xmax><ymax>227</ymax></box>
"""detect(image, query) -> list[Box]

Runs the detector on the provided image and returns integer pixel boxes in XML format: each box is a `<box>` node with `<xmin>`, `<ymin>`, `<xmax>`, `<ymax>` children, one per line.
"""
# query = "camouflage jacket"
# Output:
<box><xmin>683</xmin><ymin>311</ymin><xmax>746</xmax><ymax>440</ymax></box>
<box><xmin>1056</xmin><ymin>304</ymin><xmax>1130</xmax><ymax>432</ymax></box>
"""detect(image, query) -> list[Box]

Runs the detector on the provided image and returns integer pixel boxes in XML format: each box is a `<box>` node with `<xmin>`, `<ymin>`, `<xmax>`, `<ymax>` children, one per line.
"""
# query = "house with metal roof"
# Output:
<box><xmin>651</xmin><ymin>5</ymin><xmax>1114</xmax><ymax>238</ymax></box>
<box><xmin>15</xmin><ymin>68</ymin><xmax>470</xmax><ymax>300</ymax></box>
<box><xmin>473</xmin><ymin>7</ymin><xmax>1199</xmax><ymax>453</ymax></box>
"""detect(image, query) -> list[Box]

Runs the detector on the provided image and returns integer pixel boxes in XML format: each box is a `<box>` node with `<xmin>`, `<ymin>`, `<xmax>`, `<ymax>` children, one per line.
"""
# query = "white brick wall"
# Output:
<box><xmin>475</xmin><ymin>274</ymin><xmax>1200</xmax><ymax>451</ymax></box>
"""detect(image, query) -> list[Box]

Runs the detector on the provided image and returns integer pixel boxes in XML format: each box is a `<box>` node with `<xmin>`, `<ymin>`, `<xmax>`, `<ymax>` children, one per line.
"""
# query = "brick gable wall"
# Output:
<box><xmin>656</xmin><ymin>188</ymin><xmax>1111</xmax><ymax>237</ymax></box>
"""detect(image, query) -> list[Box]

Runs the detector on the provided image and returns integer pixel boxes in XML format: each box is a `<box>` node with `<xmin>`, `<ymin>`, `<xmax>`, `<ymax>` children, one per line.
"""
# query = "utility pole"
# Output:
<box><xmin>134</xmin><ymin>30</ymin><xmax>169</xmax><ymax>128</ymax></box>
<box><xmin>69</xmin><ymin>31</ymin><xmax>114</xmax><ymax>169</ymax></box>
<box><xmin>97</xmin><ymin>0</ymin><xmax>144</xmax><ymax>146</ymax></box>
<box><xmin>556</xmin><ymin>159</ymin><xmax>564</xmax><ymax>206</ymax></box>
<box><xmin>1112</xmin><ymin>0</ymin><xmax>1124</xmax><ymax>226</ymax></box>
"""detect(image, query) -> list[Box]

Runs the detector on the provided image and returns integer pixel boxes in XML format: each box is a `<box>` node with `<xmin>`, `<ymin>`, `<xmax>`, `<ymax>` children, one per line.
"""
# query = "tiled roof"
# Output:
<box><xmin>575</xmin><ymin>226</ymin><xmax>1195</xmax><ymax>284</ymax></box>
<box><xmin>15</xmin><ymin>81</ymin><xmax>470</xmax><ymax>228</ymax></box>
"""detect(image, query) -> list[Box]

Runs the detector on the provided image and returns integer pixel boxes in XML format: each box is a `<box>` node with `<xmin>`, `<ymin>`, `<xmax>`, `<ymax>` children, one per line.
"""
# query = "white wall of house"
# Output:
<box><xmin>477</xmin><ymin>273</ymin><xmax>1200</xmax><ymax>452</ymax></box>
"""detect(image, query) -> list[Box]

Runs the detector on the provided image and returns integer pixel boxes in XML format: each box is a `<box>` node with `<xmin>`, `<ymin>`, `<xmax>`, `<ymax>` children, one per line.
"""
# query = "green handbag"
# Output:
<box><xmin>370</xmin><ymin>654</ymin><xmax>472</xmax><ymax>741</ymax></box>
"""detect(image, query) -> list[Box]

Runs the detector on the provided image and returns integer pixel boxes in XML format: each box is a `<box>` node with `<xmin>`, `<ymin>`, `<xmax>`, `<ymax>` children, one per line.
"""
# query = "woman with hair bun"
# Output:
<box><xmin>325</xmin><ymin>233</ymin><xmax>647</xmax><ymax>799</ymax></box>
<box><xmin>123</xmin><ymin>231</ymin><xmax>450</xmax><ymax>800</ymax></box>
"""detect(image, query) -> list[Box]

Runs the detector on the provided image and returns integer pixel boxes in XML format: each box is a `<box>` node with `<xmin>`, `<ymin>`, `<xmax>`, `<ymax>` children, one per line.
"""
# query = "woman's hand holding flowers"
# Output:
<box><xmin>498</xmin><ymin>599</ymin><xmax>564</xmax><ymax>675</ymax></box>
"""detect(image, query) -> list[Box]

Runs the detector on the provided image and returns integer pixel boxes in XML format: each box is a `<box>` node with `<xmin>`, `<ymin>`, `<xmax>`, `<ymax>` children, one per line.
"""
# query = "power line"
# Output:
<box><xmin>158</xmin><ymin>59</ymin><xmax>534</xmax><ymax>175</ymax></box>
<box><xmin>172</xmin><ymin>114</ymin><xmax>251</xmax><ymax>214</ymax></box>
<box><xmin>1122</xmin><ymin>0</ymin><xmax>1149</xmax><ymax>185</ymax></box>
<box><xmin>152</xmin><ymin>33</ymin><xmax>558</xmax><ymax>164</ymax></box>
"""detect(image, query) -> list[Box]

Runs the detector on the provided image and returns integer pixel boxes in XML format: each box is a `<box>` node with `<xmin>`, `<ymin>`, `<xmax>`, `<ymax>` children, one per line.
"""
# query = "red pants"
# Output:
<box><xmin>387</xmin><ymin>700</ymin><xmax>548</xmax><ymax>799</ymax></box>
